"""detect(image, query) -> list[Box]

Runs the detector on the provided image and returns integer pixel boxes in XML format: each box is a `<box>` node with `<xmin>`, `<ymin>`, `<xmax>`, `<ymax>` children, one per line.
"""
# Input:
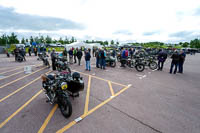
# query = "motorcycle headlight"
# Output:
<box><xmin>61</xmin><ymin>82</ymin><xmax>68</xmax><ymax>90</ymax></box>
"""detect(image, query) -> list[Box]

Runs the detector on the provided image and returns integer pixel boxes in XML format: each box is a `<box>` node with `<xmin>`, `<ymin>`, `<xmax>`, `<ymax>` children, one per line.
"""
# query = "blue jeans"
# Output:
<box><xmin>100</xmin><ymin>59</ymin><xmax>106</xmax><ymax>69</ymax></box>
<box><xmin>86</xmin><ymin>60</ymin><xmax>91</xmax><ymax>70</ymax></box>
<box><xmin>178</xmin><ymin>61</ymin><xmax>184</xmax><ymax>73</ymax></box>
<box><xmin>170</xmin><ymin>62</ymin><xmax>178</xmax><ymax>74</ymax></box>
<box><xmin>96</xmin><ymin>58</ymin><xmax>100</xmax><ymax>68</ymax></box>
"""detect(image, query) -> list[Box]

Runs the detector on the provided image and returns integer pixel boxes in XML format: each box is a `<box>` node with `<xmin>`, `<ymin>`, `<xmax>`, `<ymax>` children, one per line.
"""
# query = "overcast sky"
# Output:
<box><xmin>0</xmin><ymin>0</ymin><xmax>200</xmax><ymax>43</ymax></box>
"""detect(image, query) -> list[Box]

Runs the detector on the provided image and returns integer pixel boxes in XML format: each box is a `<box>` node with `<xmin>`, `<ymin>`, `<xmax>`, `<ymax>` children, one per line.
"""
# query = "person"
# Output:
<box><xmin>157</xmin><ymin>49</ymin><xmax>167</xmax><ymax>71</ymax></box>
<box><xmin>14</xmin><ymin>47</ymin><xmax>20</xmax><ymax>61</ymax></box>
<box><xmin>28</xmin><ymin>47</ymin><xmax>32</xmax><ymax>56</ymax></box>
<box><xmin>95</xmin><ymin>48</ymin><xmax>100</xmax><ymax>68</ymax></box>
<box><xmin>34</xmin><ymin>47</ymin><xmax>37</xmax><ymax>56</ymax></box>
<box><xmin>51</xmin><ymin>49</ymin><xmax>57</xmax><ymax>70</ymax></box>
<box><xmin>68</xmin><ymin>48</ymin><xmax>73</xmax><ymax>64</ymax></box>
<box><xmin>85</xmin><ymin>50</ymin><xmax>91</xmax><ymax>71</ymax></box>
<box><xmin>120</xmin><ymin>48</ymin><xmax>128</xmax><ymax>67</ymax></box>
<box><xmin>129</xmin><ymin>48</ymin><xmax>134</xmax><ymax>59</ymax></box>
<box><xmin>100</xmin><ymin>49</ymin><xmax>106</xmax><ymax>69</ymax></box>
<box><xmin>92</xmin><ymin>47</ymin><xmax>96</xmax><ymax>57</ymax></box>
<box><xmin>73</xmin><ymin>48</ymin><xmax>77</xmax><ymax>63</ymax></box>
<box><xmin>169</xmin><ymin>50</ymin><xmax>180</xmax><ymax>74</ymax></box>
<box><xmin>178</xmin><ymin>50</ymin><xmax>186</xmax><ymax>73</ymax></box>
<box><xmin>63</xmin><ymin>48</ymin><xmax>68</xmax><ymax>62</ymax></box>
<box><xmin>21</xmin><ymin>48</ymin><xmax>26</xmax><ymax>61</ymax></box>
<box><xmin>111</xmin><ymin>49</ymin><xmax>116</xmax><ymax>58</ymax></box>
<box><xmin>77</xmin><ymin>48</ymin><xmax>83</xmax><ymax>65</ymax></box>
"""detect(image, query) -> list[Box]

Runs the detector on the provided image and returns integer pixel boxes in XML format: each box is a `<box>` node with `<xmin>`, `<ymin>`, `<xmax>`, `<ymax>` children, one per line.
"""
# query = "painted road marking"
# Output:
<box><xmin>56</xmin><ymin>85</ymin><xmax>132</xmax><ymax>133</ymax></box>
<box><xmin>0</xmin><ymin>70</ymin><xmax>52</xmax><ymax>103</ymax></box>
<box><xmin>73</xmin><ymin>70</ymin><xmax>127</xmax><ymax>87</ymax></box>
<box><xmin>0</xmin><ymin>90</ymin><xmax>42</xmax><ymax>128</ymax></box>
<box><xmin>38</xmin><ymin>104</ymin><xmax>58</xmax><ymax>133</ymax></box>
<box><xmin>108</xmin><ymin>81</ymin><xmax>114</xmax><ymax>96</ymax></box>
<box><xmin>84</xmin><ymin>75</ymin><xmax>91</xmax><ymax>115</ymax></box>
<box><xmin>0</xmin><ymin>67</ymin><xmax>22</xmax><ymax>75</ymax></box>
<box><xmin>0</xmin><ymin>66</ymin><xmax>46</xmax><ymax>89</ymax></box>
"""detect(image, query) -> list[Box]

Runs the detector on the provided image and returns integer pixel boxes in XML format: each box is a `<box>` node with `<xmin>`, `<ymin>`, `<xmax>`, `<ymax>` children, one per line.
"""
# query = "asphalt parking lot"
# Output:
<box><xmin>0</xmin><ymin>54</ymin><xmax>200</xmax><ymax>133</ymax></box>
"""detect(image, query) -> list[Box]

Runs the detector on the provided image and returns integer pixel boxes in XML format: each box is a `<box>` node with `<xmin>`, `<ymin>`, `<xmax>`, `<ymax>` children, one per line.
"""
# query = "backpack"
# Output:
<box><xmin>125</xmin><ymin>50</ymin><xmax>128</xmax><ymax>57</ymax></box>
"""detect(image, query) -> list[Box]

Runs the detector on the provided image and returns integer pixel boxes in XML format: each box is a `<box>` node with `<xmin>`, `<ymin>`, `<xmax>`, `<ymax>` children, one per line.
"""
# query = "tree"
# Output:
<box><xmin>182</xmin><ymin>42</ymin><xmax>189</xmax><ymax>48</ymax></box>
<box><xmin>39</xmin><ymin>35</ymin><xmax>44</xmax><ymax>43</ymax></box>
<box><xmin>21</xmin><ymin>37</ymin><xmax>25</xmax><ymax>44</ymax></box>
<box><xmin>58</xmin><ymin>37</ymin><xmax>64</xmax><ymax>44</ymax></box>
<box><xmin>64</xmin><ymin>36</ymin><xmax>69</xmax><ymax>44</ymax></box>
<box><xmin>30</xmin><ymin>36</ymin><xmax>34</xmax><ymax>44</ymax></box>
<box><xmin>70</xmin><ymin>36</ymin><xmax>75</xmax><ymax>43</ymax></box>
<box><xmin>45</xmin><ymin>35</ymin><xmax>52</xmax><ymax>44</ymax></box>
<box><xmin>26</xmin><ymin>39</ymin><xmax>29</xmax><ymax>42</ymax></box>
<box><xmin>111</xmin><ymin>40</ymin><xmax>114</xmax><ymax>45</ymax></box>
<box><xmin>8</xmin><ymin>32</ymin><xmax>19</xmax><ymax>44</ymax></box>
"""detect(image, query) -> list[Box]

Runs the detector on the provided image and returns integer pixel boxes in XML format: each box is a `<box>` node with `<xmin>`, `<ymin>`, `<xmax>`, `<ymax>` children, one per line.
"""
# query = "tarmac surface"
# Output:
<box><xmin>0</xmin><ymin>53</ymin><xmax>199</xmax><ymax>133</ymax></box>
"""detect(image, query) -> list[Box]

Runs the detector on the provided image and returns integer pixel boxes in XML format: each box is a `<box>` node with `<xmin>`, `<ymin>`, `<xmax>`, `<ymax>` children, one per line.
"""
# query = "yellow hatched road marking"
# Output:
<box><xmin>0</xmin><ymin>90</ymin><xmax>42</xmax><ymax>128</ymax></box>
<box><xmin>72</xmin><ymin>70</ymin><xmax>127</xmax><ymax>87</ymax></box>
<box><xmin>84</xmin><ymin>75</ymin><xmax>91</xmax><ymax>115</ymax></box>
<box><xmin>0</xmin><ymin>70</ymin><xmax>52</xmax><ymax>103</ymax></box>
<box><xmin>56</xmin><ymin>85</ymin><xmax>131</xmax><ymax>133</ymax></box>
<box><xmin>108</xmin><ymin>81</ymin><xmax>114</xmax><ymax>96</ymax></box>
<box><xmin>38</xmin><ymin>104</ymin><xmax>58</xmax><ymax>133</ymax></box>
<box><xmin>0</xmin><ymin>66</ymin><xmax>46</xmax><ymax>89</ymax></box>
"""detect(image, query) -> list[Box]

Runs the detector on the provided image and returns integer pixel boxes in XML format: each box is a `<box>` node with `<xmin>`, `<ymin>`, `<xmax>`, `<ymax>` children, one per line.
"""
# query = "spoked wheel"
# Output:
<box><xmin>149</xmin><ymin>61</ymin><xmax>158</xmax><ymax>70</ymax></box>
<box><xmin>110</xmin><ymin>61</ymin><xmax>116</xmax><ymax>67</ymax></box>
<box><xmin>135</xmin><ymin>64</ymin><xmax>145</xmax><ymax>72</ymax></box>
<box><xmin>59</xmin><ymin>97</ymin><xmax>72</xmax><ymax>118</ymax></box>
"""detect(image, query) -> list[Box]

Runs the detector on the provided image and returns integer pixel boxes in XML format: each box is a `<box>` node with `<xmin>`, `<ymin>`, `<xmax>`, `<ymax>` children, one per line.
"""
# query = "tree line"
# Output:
<box><xmin>0</xmin><ymin>32</ymin><xmax>200</xmax><ymax>48</ymax></box>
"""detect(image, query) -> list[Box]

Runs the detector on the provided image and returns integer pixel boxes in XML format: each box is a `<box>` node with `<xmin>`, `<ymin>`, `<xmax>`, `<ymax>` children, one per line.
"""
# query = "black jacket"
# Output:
<box><xmin>171</xmin><ymin>53</ymin><xmax>179</xmax><ymax>63</ymax></box>
<box><xmin>77</xmin><ymin>50</ymin><xmax>83</xmax><ymax>59</ymax></box>
<box><xmin>85</xmin><ymin>52</ymin><xmax>91</xmax><ymax>61</ymax></box>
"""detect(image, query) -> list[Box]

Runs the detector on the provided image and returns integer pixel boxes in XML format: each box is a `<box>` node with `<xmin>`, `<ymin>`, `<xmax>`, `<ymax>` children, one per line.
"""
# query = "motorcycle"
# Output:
<box><xmin>38</xmin><ymin>53</ymin><xmax>50</xmax><ymax>68</ymax></box>
<box><xmin>15</xmin><ymin>53</ymin><xmax>24</xmax><ymax>62</ymax></box>
<box><xmin>138</xmin><ymin>56</ymin><xmax>158</xmax><ymax>70</ymax></box>
<box><xmin>124</xmin><ymin>57</ymin><xmax>145</xmax><ymax>72</ymax></box>
<box><xmin>105</xmin><ymin>55</ymin><xmax>116</xmax><ymax>67</ymax></box>
<box><xmin>41</xmin><ymin>70</ymin><xmax>84</xmax><ymax>118</ymax></box>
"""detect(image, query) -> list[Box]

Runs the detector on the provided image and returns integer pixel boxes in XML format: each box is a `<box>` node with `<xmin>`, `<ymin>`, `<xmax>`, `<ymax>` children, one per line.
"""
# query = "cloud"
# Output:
<box><xmin>194</xmin><ymin>8</ymin><xmax>200</xmax><ymax>16</ymax></box>
<box><xmin>169</xmin><ymin>31</ymin><xmax>193</xmax><ymax>38</ymax></box>
<box><xmin>0</xmin><ymin>6</ymin><xmax>84</xmax><ymax>31</ymax></box>
<box><xmin>113</xmin><ymin>30</ymin><xmax>133</xmax><ymax>35</ymax></box>
<box><xmin>143</xmin><ymin>31</ymin><xmax>160</xmax><ymax>36</ymax></box>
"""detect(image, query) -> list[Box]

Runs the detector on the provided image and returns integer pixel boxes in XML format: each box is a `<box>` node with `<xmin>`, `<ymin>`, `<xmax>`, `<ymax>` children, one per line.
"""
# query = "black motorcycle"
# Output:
<box><xmin>38</xmin><ymin>53</ymin><xmax>50</xmax><ymax>68</ymax></box>
<box><xmin>123</xmin><ymin>57</ymin><xmax>145</xmax><ymax>72</ymax></box>
<box><xmin>105</xmin><ymin>55</ymin><xmax>116</xmax><ymax>67</ymax></box>
<box><xmin>41</xmin><ymin>71</ymin><xmax>84</xmax><ymax>118</ymax></box>
<box><xmin>15</xmin><ymin>53</ymin><xmax>24</xmax><ymax>62</ymax></box>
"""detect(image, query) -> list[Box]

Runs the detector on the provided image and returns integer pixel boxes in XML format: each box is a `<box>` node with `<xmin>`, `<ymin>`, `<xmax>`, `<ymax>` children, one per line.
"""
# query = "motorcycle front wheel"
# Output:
<box><xmin>59</xmin><ymin>97</ymin><xmax>72</xmax><ymax>118</ymax></box>
<box><xmin>149</xmin><ymin>61</ymin><xmax>158</xmax><ymax>70</ymax></box>
<box><xmin>135</xmin><ymin>64</ymin><xmax>145</xmax><ymax>72</ymax></box>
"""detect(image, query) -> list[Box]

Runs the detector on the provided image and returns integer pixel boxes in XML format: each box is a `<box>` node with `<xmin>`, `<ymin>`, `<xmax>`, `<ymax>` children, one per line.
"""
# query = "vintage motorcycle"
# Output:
<box><xmin>138</xmin><ymin>56</ymin><xmax>158</xmax><ymax>70</ymax></box>
<box><xmin>41</xmin><ymin>70</ymin><xmax>84</xmax><ymax>118</ymax></box>
<box><xmin>105</xmin><ymin>55</ymin><xmax>116</xmax><ymax>67</ymax></box>
<box><xmin>15</xmin><ymin>53</ymin><xmax>24</xmax><ymax>62</ymax></box>
<box><xmin>124</xmin><ymin>57</ymin><xmax>145</xmax><ymax>72</ymax></box>
<box><xmin>38</xmin><ymin>53</ymin><xmax>50</xmax><ymax>68</ymax></box>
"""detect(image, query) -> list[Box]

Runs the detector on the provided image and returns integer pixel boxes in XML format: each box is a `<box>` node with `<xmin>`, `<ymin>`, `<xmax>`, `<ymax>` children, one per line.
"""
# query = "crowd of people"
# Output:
<box><xmin>12</xmin><ymin>46</ymin><xmax>187</xmax><ymax>74</ymax></box>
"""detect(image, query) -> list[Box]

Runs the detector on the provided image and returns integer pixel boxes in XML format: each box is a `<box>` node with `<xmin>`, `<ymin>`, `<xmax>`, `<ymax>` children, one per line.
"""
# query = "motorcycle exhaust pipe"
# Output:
<box><xmin>45</xmin><ymin>94</ymin><xmax>53</xmax><ymax>104</ymax></box>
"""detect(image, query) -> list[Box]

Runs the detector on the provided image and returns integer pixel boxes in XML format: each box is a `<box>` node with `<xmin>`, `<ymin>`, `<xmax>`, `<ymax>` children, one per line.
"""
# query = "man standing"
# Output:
<box><xmin>157</xmin><ymin>49</ymin><xmax>167</xmax><ymax>71</ymax></box>
<box><xmin>85</xmin><ymin>50</ymin><xmax>91</xmax><ymax>71</ymax></box>
<box><xmin>178</xmin><ymin>50</ymin><xmax>186</xmax><ymax>73</ymax></box>
<box><xmin>95</xmin><ymin>48</ymin><xmax>100</xmax><ymax>68</ymax></box>
<box><xmin>51</xmin><ymin>49</ymin><xmax>57</xmax><ymax>71</ymax></box>
<box><xmin>62</xmin><ymin>48</ymin><xmax>68</xmax><ymax>62</ymax></box>
<box><xmin>100</xmin><ymin>49</ymin><xmax>106</xmax><ymax>69</ymax></box>
<box><xmin>77</xmin><ymin>48</ymin><xmax>83</xmax><ymax>65</ymax></box>
<box><xmin>73</xmin><ymin>48</ymin><xmax>77</xmax><ymax>63</ymax></box>
<box><xmin>28</xmin><ymin>47</ymin><xmax>32</xmax><ymax>56</ymax></box>
<box><xmin>68</xmin><ymin>48</ymin><xmax>73</xmax><ymax>64</ymax></box>
<box><xmin>120</xmin><ymin>48</ymin><xmax>128</xmax><ymax>67</ymax></box>
<box><xmin>169</xmin><ymin>50</ymin><xmax>179</xmax><ymax>74</ymax></box>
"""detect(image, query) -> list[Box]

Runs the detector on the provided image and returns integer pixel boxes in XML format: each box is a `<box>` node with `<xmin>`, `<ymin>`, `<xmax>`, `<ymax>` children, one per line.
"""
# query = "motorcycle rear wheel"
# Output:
<box><xmin>110</xmin><ymin>61</ymin><xmax>116</xmax><ymax>67</ymax></box>
<box><xmin>135</xmin><ymin>64</ymin><xmax>145</xmax><ymax>72</ymax></box>
<box><xmin>59</xmin><ymin>97</ymin><xmax>72</xmax><ymax>118</ymax></box>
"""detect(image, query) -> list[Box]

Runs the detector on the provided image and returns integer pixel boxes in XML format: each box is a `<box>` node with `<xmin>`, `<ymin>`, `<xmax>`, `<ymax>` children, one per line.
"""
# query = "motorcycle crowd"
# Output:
<box><xmin>9</xmin><ymin>46</ymin><xmax>188</xmax><ymax>118</ymax></box>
